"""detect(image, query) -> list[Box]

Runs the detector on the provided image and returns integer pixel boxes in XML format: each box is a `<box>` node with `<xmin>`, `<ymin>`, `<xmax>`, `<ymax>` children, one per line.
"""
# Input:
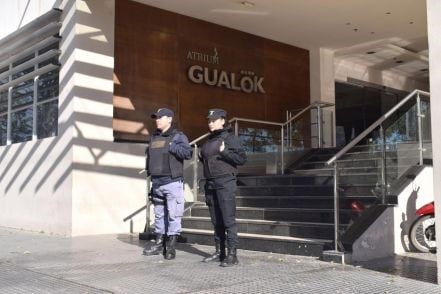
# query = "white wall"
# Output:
<box><xmin>309</xmin><ymin>47</ymin><xmax>336</xmax><ymax>147</ymax></box>
<box><xmin>393</xmin><ymin>167</ymin><xmax>434</xmax><ymax>254</ymax></box>
<box><xmin>426</xmin><ymin>0</ymin><xmax>441</xmax><ymax>285</ymax></box>
<box><xmin>0</xmin><ymin>0</ymin><xmax>75</xmax><ymax>236</ymax></box>
<box><xmin>70</xmin><ymin>0</ymin><xmax>146</xmax><ymax>236</ymax></box>
<box><xmin>0</xmin><ymin>0</ymin><xmax>57</xmax><ymax>40</ymax></box>
<box><xmin>0</xmin><ymin>0</ymin><xmax>147</xmax><ymax>236</ymax></box>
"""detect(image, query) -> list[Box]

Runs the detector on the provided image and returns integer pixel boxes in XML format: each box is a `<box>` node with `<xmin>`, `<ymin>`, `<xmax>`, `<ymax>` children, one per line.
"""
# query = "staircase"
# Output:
<box><xmin>181</xmin><ymin>144</ymin><xmax>419</xmax><ymax>257</ymax></box>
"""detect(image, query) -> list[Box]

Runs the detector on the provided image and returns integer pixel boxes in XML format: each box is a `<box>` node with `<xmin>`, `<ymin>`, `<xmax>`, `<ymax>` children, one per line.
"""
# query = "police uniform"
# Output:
<box><xmin>200</xmin><ymin>109</ymin><xmax>247</xmax><ymax>267</ymax></box>
<box><xmin>143</xmin><ymin>108</ymin><xmax>192</xmax><ymax>260</ymax></box>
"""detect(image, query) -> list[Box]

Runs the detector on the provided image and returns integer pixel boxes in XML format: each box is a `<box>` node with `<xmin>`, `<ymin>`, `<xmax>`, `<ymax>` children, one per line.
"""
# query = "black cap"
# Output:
<box><xmin>207</xmin><ymin>108</ymin><xmax>227</xmax><ymax>120</ymax></box>
<box><xmin>151</xmin><ymin>108</ymin><xmax>174</xmax><ymax>119</ymax></box>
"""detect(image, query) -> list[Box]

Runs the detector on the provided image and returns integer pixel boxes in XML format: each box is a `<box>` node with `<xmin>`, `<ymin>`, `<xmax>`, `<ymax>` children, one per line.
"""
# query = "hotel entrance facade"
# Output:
<box><xmin>1</xmin><ymin>0</ymin><xmax>440</xmax><ymax>282</ymax></box>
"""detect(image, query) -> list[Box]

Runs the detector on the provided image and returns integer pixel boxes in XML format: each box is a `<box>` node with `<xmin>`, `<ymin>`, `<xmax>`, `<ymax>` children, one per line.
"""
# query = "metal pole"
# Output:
<box><xmin>416</xmin><ymin>93</ymin><xmax>424</xmax><ymax>165</ymax></box>
<box><xmin>333</xmin><ymin>162</ymin><xmax>340</xmax><ymax>251</ymax></box>
<box><xmin>234</xmin><ymin>120</ymin><xmax>239</xmax><ymax>136</ymax></box>
<box><xmin>317</xmin><ymin>104</ymin><xmax>323</xmax><ymax>149</ymax></box>
<box><xmin>379</xmin><ymin>125</ymin><xmax>387</xmax><ymax>204</ymax></box>
<box><xmin>192</xmin><ymin>145</ymin><xmax>198</xmax><ymax>201</ymax></box>
<box><xmin>281</xmin><ymin>127</ymin><xmax>284</xmax><ymax>175</ymax></box>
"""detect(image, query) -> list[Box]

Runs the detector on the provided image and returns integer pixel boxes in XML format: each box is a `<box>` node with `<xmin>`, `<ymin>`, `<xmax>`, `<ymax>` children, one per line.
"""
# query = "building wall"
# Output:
<box><xmin>0</xmin><ymin>0</ymin><xmax>147</xmax><ymax>236</ymax></box>
<box><xmin>334</xmin><ymin>58</ymin><xmax>429</xmax><ymax>92</ymax></box>
<box><xmin>0</xmin><ymin>0</ymin><xmax>74</xmax><ymax>235</ymax></box>
<box><xmin>426</xmin><ymin>0</ymin><xmax>441</xmax><ymax>284</ymax></box>
<box><xmin>70</xmin><ymin>0</ymin><xmax>146</xmax><ymax>236</ymax></box>
<box><xmin>0</xmin><ymin>0</ymin><xmax>57</xmax><ymax>40</ymax></box>
<box><xmin>113</xmin><ymin>0</ymin><xmax>311</xmax><ymax>142</ymax></box>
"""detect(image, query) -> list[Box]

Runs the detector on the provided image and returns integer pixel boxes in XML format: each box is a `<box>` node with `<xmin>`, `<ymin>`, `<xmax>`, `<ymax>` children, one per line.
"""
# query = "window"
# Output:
<box><xmin>0</xmin><ymin>39</ymin><xmax>60</xmax><ymax>146</ymax></box>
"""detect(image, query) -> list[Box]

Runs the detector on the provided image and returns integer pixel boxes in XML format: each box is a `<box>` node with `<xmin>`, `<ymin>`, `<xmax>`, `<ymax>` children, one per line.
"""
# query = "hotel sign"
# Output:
<box><xmin>186</xmin><ymin>48</ymin><xmax>265</xmax><ymax>94</ymax></box>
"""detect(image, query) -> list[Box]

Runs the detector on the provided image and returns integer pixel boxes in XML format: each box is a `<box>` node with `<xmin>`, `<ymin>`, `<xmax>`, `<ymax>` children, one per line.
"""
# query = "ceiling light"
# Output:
<box><xmin>241</xmin><ymin>1</ymin><xmax>255</xmax><ymax>7</ymax></box>
<box><xmin>386</xmin><ymin>12</ymin><xmax>391</xmax><ymax>15</ymax></box>
<box><xmin>409</xmin><ymin>21</ymin><xmax>414</xmax><ymax>24</ymax></box>
<box><xmin>353</xmin><ymin>28</ymin><xmax>358</xmax><ymax>32</ymax></box>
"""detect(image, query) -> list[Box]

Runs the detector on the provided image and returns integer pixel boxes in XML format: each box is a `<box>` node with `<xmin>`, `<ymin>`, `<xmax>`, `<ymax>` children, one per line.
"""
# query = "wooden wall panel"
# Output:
<box><xmin>114</xmin><ymin>0</ymin><xmax>310</xmax><ymax>142</ymax></box>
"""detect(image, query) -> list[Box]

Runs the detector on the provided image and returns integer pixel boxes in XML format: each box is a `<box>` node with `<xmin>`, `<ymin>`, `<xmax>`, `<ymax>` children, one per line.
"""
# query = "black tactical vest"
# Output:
<box><xmin>148</xmin><ymin>130</ymin><xmax>184</xmax><ymax>178</ymax></box>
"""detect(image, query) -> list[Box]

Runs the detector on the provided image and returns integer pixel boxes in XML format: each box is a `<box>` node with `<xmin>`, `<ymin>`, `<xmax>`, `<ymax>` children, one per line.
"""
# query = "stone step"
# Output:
<box><xmin>189</xmin><ymin>206</ymin><xmax>356</xmax><ymax>224</ymax></box>
<box><xmin>208</xmin><ymin>195</ymin><xmax>377</xmax><ymax>209</ymax></box>
<box><xmin>235</xmin><ymin>184</ymin><xmax>378</xmax><ymax>197</ymax></box>
<box><xmin>182</xmin><ymin>217</ymin><xmax>343</xmax><ymax>240</ymax></box>
<box><xmin>181</xmin><ymin>228</ymin><xmax>331</xmax><ymax>257</ymax></box>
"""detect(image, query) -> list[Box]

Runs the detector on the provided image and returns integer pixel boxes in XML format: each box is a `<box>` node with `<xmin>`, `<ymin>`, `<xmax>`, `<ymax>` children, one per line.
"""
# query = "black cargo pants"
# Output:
<box><xmin>204</xmin><ymin>175</ymin><xmax>238</xmax><ymax>248</ymax></box>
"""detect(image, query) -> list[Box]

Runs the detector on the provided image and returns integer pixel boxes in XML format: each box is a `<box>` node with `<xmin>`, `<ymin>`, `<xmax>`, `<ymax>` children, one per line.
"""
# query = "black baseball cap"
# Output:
<box><xmin>151</xmin><ymin>108</ymin><xmax>174</xmax><ymax>119</ymax></box>
<box><xmin>207</xmin><ymin>108</ymin><xmax>227</xmax><ymax>120</ymax></box>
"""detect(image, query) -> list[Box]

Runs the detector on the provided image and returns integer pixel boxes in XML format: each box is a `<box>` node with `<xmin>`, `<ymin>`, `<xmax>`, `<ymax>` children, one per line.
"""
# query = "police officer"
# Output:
<box><xmin>143</xmin><ymin>108</ymin><xmax>192</xmax><ymax>260</ymax></box>
<box><xmin>200</xmin><ymin>109</ymin><xmax>247</xmax><ymax>267</ymax></box>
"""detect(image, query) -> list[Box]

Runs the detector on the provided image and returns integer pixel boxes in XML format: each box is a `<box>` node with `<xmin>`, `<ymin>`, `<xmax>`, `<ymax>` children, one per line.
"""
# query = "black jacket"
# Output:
<box><xmin>200</xmin><ymin>127</ymin><xmax>247</xmax><ymax>178</ymax></box>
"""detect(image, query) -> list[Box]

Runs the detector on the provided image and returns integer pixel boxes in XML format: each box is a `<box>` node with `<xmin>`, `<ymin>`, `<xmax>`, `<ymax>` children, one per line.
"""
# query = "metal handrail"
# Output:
<box><xmin>326</xmin><ymin>89</ymin><xmax>430</xmax><ymax>165</ymax></box>
<box><xmin>326</xmin><ymin>89</ymin><xmax>430</xmax><ymax>253</ymax></box>
<box><xmin>284</xmin><ymin>101</ymin><xmax>334</xmax><ymax>127</ymax></box>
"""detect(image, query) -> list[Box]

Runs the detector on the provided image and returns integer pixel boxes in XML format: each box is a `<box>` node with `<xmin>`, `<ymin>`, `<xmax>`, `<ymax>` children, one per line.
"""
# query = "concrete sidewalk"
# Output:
<box><xmin>0</xmin><ymin>228</ymin><xmax>439</xmax><ymax>293</ymax></box>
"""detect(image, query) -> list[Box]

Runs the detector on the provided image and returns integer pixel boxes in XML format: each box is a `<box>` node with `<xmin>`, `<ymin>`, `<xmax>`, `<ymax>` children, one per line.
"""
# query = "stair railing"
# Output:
<box><xmin>187</xmin><ymin>101</ymin><xmax>334</xmax><ymax>201</ymax></box>
<box><xmin>326</xmin><ymin>89</ymin><xmax>430</xmax><ymax>252</ymax></box>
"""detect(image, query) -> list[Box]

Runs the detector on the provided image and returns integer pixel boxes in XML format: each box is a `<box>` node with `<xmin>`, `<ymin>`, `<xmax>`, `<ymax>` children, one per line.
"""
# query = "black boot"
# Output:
<box><xmin>165</xmin><ymin>235</ymin><xmax>178</xmax><ymax>260</ymax></box>
<box><xmin>143</xmin><ymin>234</ymin><xmax>164</xmax><ymax>256</ymax></box>
<box><xmin>220</xmin><ymin>247</ymin><xmax>238</xmax><ymax>267</ymax></box>
<box><xmin>203</xmin><ymin>241</ymin><xmax>226</xmax><ymax>263</ymax></box>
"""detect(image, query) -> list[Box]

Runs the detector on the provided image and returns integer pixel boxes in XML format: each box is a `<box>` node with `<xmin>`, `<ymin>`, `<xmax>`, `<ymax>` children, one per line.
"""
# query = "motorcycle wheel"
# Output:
<box><xmin>409</xmin><ymin>214</ymin><xmax>436</xmax><ymax>253</ymax></box>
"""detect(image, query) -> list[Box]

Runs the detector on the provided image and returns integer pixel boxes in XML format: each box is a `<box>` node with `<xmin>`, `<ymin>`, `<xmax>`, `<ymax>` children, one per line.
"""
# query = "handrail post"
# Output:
<box><xmin>192</xmin><ymin>145</ymin><xmax>199</xmax><ymax>201</ymax></box>
<box><xmin>234</xmin><ymin>120</ymin><xmax>239</xmax><ymax>136</ymax></box>
<box><xmin>379</xmin><ymin>124</ymin><xmax>387</xmax><ymax>204</ymax></box>
<box><xmin>281</xmin><ymin>126</ymin><xmax>284</xmax><ymax>175</ymax></box>
<box><xmin>333</xmin><ymin>162</ymin><xmax>340</xmax><ymax>251</ymax></box>
<box><xmin>317</xmin><ymin>104</ymin><xmax>323</xmax><ymax>149</ymax></box>
<box><xmin>416</xmin><ymin>92</ymin><xmax>424</xmax><ymax>165</ymax></box>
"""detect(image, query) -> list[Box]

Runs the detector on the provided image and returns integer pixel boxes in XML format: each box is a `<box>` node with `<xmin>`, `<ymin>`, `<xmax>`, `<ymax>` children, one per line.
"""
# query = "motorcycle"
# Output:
<box><xmin>409</xmin><ymin>201</ymin><xmax>436</xmax><ymax>253</ymax></box>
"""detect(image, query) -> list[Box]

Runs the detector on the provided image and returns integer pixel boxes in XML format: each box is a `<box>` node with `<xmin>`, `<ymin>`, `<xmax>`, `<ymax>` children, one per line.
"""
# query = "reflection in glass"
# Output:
<box><xmin>12</xmin><ymin>80</ymin><xmax>34</xmax><ymax>109</ymax></box>
<box><xmin>37</xmin><ymin>100</ymin><xmax>58</xmax><ymax>139</ymax></box>
<box><xmin>0</xmin><ymin>91</ymin><xmax>8</xmax><ymax>113</ymax></box>
<box><xmin>11</xmin><ymin>108</ymin><xmax>33</xmax><ymax>143</ymax></box>
<box><xmin>0</xmin><ymin>115</ymin><xmax>6</xmax><ymax>146</ymax></box>
<box><xmin>0</xmin><ymin>66</ymin><xmax>8</xmax><ymax>85</ymax></box>
<box><xmin>38</xmin><ymin>70</ymin><xmax>59</xmax><ymax>101</ymax></box>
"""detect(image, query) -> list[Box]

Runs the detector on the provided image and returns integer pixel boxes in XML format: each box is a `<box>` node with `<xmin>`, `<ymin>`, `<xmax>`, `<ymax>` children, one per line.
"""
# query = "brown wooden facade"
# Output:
<box><xmin>113</xmin><ymin>0</ymin><xmax>310</xmax><ymax>142</ymax></box>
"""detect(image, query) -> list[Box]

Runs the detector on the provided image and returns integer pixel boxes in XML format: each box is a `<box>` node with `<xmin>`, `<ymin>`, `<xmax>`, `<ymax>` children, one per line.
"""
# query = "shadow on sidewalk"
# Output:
<box><xmin>353</xmin><ymin>254</ymin><xmax>438</xmax><ymax>284</ymax></box>
<box><xmin>116</xmin><ymin>234</ymin><xmax>211</xmax><ymax>259</ymax></box>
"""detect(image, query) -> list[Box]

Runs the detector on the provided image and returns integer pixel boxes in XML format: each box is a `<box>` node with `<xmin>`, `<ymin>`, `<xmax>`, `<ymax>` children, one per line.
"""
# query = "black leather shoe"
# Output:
<box><xmin>220</xmin><ymin>247</ymin><xmax>238</xmax><ymax>267</ymax></box>
<box><xmin>203</xmin><ymin>242</ymin><xmax>225</xmax><ymax>262</ymax></box>
<box><xmin>143</xmin><ymin>234</ymin><xmax>164</xmax><ymax>256</ymax></box>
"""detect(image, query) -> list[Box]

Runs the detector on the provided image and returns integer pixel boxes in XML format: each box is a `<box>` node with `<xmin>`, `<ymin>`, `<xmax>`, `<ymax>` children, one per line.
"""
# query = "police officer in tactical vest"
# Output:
<box><xmin>200</xmin><ymin>109</ymin><xmax>247</xmax><ymax>267</ymax></box>
<box><xmin>143</xmin><ymin>108</ymin><xmax>193</xmax><ymax>260</ymax></box>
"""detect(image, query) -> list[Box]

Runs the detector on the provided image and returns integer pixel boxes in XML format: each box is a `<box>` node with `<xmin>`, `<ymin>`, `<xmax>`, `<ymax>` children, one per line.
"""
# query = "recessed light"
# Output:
<box><xmin>353</xmin><ymin>28</ymin><xmax>358</xmax><ymax>32</ymax></box>
<box><xmin>386</xmin><ymin>12</ymin><xmax>391</xmax><ymax>15</ymax></box>
<box><xmin>366</xmin><ymin>51</ymin><xmax>376</xmax><ymax>54</ymax></box>
<box><xmin>241</xmin><ymin>1</ymin><xmax>255</xmax><ymax>7</ymax></box>
<box><xmin>395</xmin><ymin>60</ymin><xmax>404</xmax><ymax>64</ymax></box>
<box><xmin>409</xmin><ymin>21</ymin><xmax>414</xmax><ymax>24</ymax></box>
